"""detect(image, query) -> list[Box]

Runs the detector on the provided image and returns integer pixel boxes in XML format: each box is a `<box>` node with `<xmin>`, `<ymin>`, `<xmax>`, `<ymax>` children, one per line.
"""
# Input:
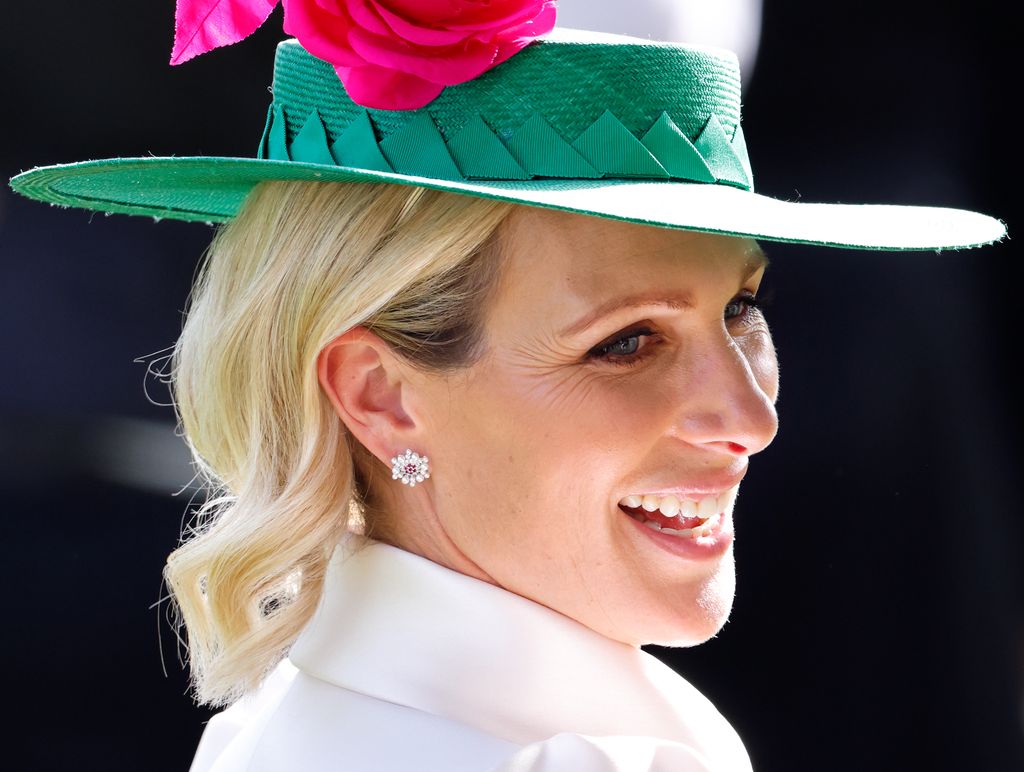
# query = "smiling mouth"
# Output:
<box><xmin>618</xmin><ymin>486</ymin><xmax>738</xmax><ymax>539</ymax></box>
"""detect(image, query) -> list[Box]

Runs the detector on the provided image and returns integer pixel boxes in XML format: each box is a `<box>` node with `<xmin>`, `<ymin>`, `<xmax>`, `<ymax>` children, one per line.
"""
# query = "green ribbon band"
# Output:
<box><xmin>258</xmin><ymin>104</ymin><xmax>754</xmax><ymax>191</ymax></box>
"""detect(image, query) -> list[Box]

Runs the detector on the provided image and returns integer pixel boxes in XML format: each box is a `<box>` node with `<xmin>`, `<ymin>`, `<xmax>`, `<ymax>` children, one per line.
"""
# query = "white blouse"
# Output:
<box><xmin>189</xmin><ymin>535</ymin><xmax>753</xmax><ymax>771</ymax></box>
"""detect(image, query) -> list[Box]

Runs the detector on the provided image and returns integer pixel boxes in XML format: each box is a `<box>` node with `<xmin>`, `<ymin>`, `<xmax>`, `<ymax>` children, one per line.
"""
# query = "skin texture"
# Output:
<box><xmin>319</xmin><ymin>206</ymin><xmax>779</xmax><ymax>647</ymax></box>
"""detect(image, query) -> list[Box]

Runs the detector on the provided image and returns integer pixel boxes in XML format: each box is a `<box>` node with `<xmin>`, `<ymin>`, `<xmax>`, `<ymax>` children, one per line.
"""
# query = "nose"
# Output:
<box><xmin>671</xmin><ymin>330</ymin><xmax>779</xmax><ymax>457</ymax></box>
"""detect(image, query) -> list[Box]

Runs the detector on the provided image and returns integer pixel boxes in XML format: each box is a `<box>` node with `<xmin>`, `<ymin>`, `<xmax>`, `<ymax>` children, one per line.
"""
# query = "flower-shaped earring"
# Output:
<box><xmin>391</xmin><ymin>449</ymin><xmax>430</xmax><ymax>487</ymax></box>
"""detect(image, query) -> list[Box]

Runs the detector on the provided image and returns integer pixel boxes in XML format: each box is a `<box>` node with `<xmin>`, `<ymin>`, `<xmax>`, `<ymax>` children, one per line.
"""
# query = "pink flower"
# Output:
<box><xmin>171</xmin><ymin>1</ymin><xmax>280</xmax><ymax>65</ymax></box>
<box><xmin>172</xmin><ymin>0</ymin><xmax>558</xmax><ymax>110</ymax></box>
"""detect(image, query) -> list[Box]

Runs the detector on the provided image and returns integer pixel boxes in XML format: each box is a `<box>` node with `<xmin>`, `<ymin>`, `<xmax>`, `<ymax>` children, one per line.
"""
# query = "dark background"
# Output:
<box><xmin>1</xmin><ymin>2</ymin><xmax>1020</xmax><ymax>770</ymax></box>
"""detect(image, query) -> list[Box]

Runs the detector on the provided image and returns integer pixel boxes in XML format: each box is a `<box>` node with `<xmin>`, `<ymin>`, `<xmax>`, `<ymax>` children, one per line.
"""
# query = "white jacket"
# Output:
<box><xmin>189</xmin><ymin>535</ymin><xmax>753</xmax><ymax>771</ymax></box>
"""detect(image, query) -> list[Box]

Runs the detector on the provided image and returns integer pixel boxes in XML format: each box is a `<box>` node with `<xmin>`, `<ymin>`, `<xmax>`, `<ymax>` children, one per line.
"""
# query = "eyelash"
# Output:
<box><xmin>587</xmin><ymin>292</ymin><xmax>766</xmax><ymax>368</ymax></box>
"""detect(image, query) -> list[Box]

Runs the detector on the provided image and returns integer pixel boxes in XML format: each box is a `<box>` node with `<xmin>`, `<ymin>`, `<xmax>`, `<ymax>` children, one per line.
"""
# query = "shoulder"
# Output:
<box><xmin>189</xmin><ymin>660</ymin><xmax>518</xmax><ymax>772</ymax></box>
<box><xmin>189</xmin><ymin>659</ymin><xmax>299</xmax><ymax>772</ymax></box>
<box><xmin>486</xmin><ymin>733</ymin><xmax>723</xmax><ymax>772</ymax></box>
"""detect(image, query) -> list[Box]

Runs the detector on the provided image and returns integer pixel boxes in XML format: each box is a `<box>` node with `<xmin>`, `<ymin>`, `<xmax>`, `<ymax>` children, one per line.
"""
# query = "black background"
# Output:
<box><xmin>1</xmin><ymin>2</ymin><xmax>1020</xmax><ymax>770</ymax></box>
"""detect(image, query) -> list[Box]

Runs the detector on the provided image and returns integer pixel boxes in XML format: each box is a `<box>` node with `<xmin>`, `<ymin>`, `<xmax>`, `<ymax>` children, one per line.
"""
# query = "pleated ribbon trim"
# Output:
<box><xmin>258</xmin><ymin>104</ymin><xmax>754</xmax><ymax>191</ymax></box>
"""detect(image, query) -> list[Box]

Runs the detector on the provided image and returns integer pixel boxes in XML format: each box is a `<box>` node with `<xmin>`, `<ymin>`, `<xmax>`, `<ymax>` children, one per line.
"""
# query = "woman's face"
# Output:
<box><xmin>388</xmin><ymin>206</ymin><xmax>779</xmax><ymax>647</ymax></box>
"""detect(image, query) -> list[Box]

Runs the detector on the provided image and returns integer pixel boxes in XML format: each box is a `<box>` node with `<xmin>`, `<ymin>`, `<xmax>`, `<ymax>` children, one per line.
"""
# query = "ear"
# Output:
<box><xmin>317</xmin><ymin>326</ymin><xmax>419</xmax><ymax>468</ymax></box>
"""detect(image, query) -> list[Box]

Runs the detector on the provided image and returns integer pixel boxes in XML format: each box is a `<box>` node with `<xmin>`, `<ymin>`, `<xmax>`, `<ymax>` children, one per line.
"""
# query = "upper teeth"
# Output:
<box><xmin>618</xmin><ymin>485</ymin><xmax>739</xmax><ymax>521</ymax></box>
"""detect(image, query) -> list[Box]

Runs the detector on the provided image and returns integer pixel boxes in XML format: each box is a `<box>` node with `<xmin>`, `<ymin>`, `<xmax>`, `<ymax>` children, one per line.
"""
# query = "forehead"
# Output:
<box><xmin>491</xmin><ymin>206</ymin><xmax>764</xmax><ymax>324</ymax></box>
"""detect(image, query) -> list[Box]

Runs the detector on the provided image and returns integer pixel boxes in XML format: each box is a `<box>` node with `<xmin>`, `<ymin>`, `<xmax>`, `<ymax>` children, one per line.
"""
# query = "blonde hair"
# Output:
<box><xmin>165</xmin><ymin>180</ymin><xmax>518</xmax><ymax>706</ymax></box>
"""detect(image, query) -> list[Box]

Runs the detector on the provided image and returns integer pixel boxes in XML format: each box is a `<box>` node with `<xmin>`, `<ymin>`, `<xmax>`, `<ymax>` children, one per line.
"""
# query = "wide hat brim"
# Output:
<box><xmin>12</xmin><ymin>154</ymin><xmax>1005</xmax><ymax>250</ymax></box>
<box><xmin>8</xmin><ymin>28</ymin><xmax>1007</xmax><ymax>251</ymax></box>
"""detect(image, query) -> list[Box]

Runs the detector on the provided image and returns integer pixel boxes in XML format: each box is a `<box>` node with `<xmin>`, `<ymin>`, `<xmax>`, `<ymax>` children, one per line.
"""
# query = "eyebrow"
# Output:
<box><xmin>559</xmin><ymin>245</ymin><xmax>769</xmax><ymax>338</ymax></box>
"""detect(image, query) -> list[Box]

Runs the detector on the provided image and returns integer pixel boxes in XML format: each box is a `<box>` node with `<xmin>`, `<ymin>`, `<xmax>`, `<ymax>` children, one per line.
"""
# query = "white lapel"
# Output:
<box><xmin>289</xmin><ymin>534</ymin><xmax>751</xmax><ymax>770</ymax></box>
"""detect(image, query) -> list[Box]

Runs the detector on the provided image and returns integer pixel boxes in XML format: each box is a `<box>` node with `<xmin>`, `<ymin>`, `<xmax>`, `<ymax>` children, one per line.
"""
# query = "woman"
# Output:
<box><xmin>9</xmin><ymin>5</ymin><xmax>1005</xmax><ymax>771</ymax></box>
<box><xmin>177</xmin><ymin>182</ymin><xmax>774</xmax><ymax>771</ymax></box>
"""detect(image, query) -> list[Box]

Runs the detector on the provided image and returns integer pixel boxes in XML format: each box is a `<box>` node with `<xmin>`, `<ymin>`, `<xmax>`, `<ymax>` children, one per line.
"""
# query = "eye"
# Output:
<box><xmin>724</xmin><ymin>291</ymin><xmax>764</xmax><ymax>323</ymax></box>
<box><xmin>587</xmin><ymin>325</ymin><xmax>658</xmax><ymax>368</ymax></box>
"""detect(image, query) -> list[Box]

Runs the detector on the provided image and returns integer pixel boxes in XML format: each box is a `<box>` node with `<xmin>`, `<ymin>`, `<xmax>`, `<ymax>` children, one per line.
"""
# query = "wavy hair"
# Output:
<box><xmin>165</xmin><ymin>180</ymin><xmax>517</xmax><ymax>706</ymax></box>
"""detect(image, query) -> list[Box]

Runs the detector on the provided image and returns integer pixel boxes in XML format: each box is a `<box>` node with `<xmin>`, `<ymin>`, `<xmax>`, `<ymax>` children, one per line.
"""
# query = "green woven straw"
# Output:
<box><xmin>8</xmin><ymin>27</ymin><xmax>1006</xmax><ymax>250</ymax></box>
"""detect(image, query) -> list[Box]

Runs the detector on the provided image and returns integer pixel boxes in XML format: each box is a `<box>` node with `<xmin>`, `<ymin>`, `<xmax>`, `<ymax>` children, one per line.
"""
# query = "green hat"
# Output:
<box><xmin>8</xmin><ymin>26</ymin><xmax>1006</xmax><ymax>251</ymax></box>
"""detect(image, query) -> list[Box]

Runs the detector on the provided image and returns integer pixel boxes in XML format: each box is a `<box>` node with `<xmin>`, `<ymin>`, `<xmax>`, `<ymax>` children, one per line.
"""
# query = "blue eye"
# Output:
<box><xmin>603</xmin><ymin>334</ymin><xmax>643</xmax><ymax>356</ymax></box>
<box><xmin>725</xmin><ymin>291</ymin><xmax>762</xmax><ymax>321</ymax></box>
<box><xmin>588</xmin><ymin>326</ymin><xmax>657</xmax><ymax>367</ymax></box>
<box><xmin>586</xmin><ymin>291</ymin><xmax>767</xmax><ymax>369</ymax></box>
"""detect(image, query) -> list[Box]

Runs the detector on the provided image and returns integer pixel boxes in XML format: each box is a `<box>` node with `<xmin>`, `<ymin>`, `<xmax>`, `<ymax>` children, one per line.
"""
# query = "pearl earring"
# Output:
<box><xmin>391</xmin><ymin>449</ymin><xmax>430</xmax><ymax>487</ymax></box>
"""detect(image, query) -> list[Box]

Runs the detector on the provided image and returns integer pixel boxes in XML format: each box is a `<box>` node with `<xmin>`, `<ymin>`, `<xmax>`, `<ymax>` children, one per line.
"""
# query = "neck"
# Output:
<box><xmin>361</xmin><ymin>481</ymin><xmax>497</xmax><ymax>586</ymax></box>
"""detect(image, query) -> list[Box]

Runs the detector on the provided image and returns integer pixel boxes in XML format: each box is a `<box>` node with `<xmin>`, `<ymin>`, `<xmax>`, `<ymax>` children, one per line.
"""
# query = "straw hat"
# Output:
<box><xmin>7</xmin><ymin>15</ymin><xmax>1006</xmax><ymax>250</ymax></box>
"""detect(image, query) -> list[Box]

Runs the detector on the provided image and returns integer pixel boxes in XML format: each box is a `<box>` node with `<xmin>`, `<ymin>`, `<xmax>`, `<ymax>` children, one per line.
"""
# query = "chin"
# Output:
<box><xmin>640</xmin><ymin>560</ymin><xmax>737</xmax><ymax>647</ymax></box>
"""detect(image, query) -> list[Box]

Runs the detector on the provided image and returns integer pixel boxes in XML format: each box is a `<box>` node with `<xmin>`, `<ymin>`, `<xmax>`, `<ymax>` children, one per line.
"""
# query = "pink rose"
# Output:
<box><xmin>172</xmin><ymin>0</ymin><xmax>558</xmax><ymax>110</ymax></box>
<box><xmin>283</xmin><ymin>0</ymin><xmax>557</xmax><ymax>109</ymax></box>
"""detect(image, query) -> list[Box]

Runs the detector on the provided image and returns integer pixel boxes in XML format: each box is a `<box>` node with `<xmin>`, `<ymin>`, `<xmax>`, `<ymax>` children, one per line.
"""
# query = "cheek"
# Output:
<box><xmin>445</xmin><ymin>370</ymin><xmax>664</xmax><ymax>525</ymax></box>
<box><xmin>518</xmin><ymin>371</ymin><xmax>673</xmax><ymax>464</ymax></box>
<box><xmin>471</xmin><ymin>375</ymin><xmax>667</xmax><ymax>586</ymax></box>
<box><xmin>741</xmin><ymin>329</ymin><xmax>780</xmax><ymax>403</ymax></box>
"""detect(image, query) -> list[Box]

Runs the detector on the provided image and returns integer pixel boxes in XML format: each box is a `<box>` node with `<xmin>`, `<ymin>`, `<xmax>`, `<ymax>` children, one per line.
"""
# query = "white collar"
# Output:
<box><xmin>288</xmin><ymin>535</ymin><xmax>751</xmax><ymax>768</ymax></box>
